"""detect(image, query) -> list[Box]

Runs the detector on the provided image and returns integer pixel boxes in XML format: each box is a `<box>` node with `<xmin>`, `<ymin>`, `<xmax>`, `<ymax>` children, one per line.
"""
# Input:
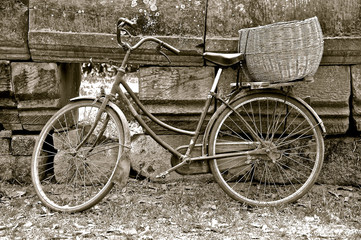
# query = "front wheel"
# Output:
<box><xmin>31</xmin><ymin>100</ymin><xmax>127</xmax><ymax>212</ymax></box>
<box><xmin>208</xmin><ymin>92</ymin><xmax>324</xmax><ymax>206</ymax></box>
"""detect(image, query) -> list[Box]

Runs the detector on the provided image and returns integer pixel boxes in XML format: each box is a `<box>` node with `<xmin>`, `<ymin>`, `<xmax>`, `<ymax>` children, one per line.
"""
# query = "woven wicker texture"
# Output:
<box><xmin>239</xmin><ymin>17</ymin><xmax>323</xmax><ymax>83</ymax></box>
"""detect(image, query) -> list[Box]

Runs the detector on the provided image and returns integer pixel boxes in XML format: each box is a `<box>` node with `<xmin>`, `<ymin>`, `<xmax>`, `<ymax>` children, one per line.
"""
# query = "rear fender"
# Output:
<box><xmin>202</xmin><ymin>89</ymin><xmax>326</xmax><ymax>155</ymax></box>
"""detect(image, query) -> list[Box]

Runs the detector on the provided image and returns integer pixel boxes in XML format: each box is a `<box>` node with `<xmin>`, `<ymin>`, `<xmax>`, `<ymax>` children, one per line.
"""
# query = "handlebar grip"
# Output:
<box><xmin>162</xmin><ymin>42</ymin><xmax>180</xmax><ymax>55</ymax></box>
<box><xmin>117</xmin><ymin>17</ymin><xmax>136</xmax><ymax>28</ymax></box>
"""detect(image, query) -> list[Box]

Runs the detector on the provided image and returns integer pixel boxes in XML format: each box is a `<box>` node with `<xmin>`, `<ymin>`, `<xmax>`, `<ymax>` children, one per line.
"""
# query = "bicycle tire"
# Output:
<box><xmin>208</xmin><ymin>92</ymin><xmax>324</xmax><ymax>206</ymax></box>
<box><xmin>31</xmin><ymin>100</ymin><xmax>126</xmax><ymax>212</ymax></box>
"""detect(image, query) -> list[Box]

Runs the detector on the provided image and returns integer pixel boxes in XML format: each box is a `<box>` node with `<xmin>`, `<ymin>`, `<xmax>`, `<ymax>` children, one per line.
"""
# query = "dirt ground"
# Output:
<box><xmin>0</xmin><ymin>175</ymin><xmax>360</xmax><ymax>240</ymax></box>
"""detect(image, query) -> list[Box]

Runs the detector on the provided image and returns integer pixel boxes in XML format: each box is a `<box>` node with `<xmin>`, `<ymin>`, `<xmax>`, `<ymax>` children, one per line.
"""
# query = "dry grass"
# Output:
<box><xmin>0</xmin><ymin>176</ymin><xmax>360</xmax><ymax>239</ymax></box>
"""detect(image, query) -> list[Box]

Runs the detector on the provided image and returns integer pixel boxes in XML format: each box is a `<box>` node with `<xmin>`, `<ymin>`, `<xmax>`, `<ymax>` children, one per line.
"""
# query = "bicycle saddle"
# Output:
<box><xmin>203</xmin><ymin>52</ymin><xmax>244</xmax><ymax>67</ymax></box>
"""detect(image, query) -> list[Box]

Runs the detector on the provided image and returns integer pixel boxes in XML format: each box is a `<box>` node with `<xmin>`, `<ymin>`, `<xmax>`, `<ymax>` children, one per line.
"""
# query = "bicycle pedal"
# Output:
<box><xmin>155</xmin><ymin>171</ymin><xmax>169</xmax><ymax>179</ymax></box>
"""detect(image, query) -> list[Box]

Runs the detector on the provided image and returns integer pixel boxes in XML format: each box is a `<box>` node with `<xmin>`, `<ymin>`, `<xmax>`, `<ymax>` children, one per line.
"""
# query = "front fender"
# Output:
<box><xmin>70</xmin><ymin>96</ymin><xmax>131</xmax><ymax>147</ymax></box>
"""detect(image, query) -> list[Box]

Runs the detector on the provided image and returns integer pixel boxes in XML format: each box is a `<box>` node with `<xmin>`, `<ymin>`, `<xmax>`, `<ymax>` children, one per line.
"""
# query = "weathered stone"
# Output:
<box><xmin>206</xmin><ymin>0</ymin><xmax>361</xmax><ymax>49</ymax></box>
<box><xmin>130</xmin><ymin>134</ymin><xmax>181</xmax><ymax>181</ymax></box>
<box><xmin>13</xmin><ymin>156</ymin><xmax>32</xmax><ymax>184</ymax></box>
<box><xmin>205</xmin><ymin>1</ymin><xmax>361</xmax><ymax>65</ymax></box>
<box><xmin>138</xmin><ymin>66</ymin><xmax>215</xmax><ymax>133</ymax></box>
<box><xmin>19</xmin><ymin>110</ymin><xmax>57</xmax><ymax>131</ymax></box>
<box><xmin>11</xmin><ymin>62</ymin><xmax>60</xmax><ymax>100</ymax></box>
<box><xmin>0</xmin><ymin>0</ymin><xmax>30</xmax><ymax>60</ymax></box>
<box><xmin>0</xmin><ymin>130</ymin><xmax>12</xmax><ymax>138</ymax></box>
<box><xmin>216</xmin><ymin>66</ymin><xmax>350</xmax><ymax>135</ymax></box>
<box><xmin>292</xmin><ymin>66</ymin><xmax>350</xmax><ymax>134</ymax></box>
<box><xmin>29</xmin><ymin>0</ymin><xmax>205</xmax><ymax>65</ymax></box>
<box><xmin>0</xmin><ymin>108</ymin><xmax>22</xmax><ymax>130</ymax></box>
<box><xmin>139</xmin><ymin>67</ymin><xmax>214</xmax><ymax>105</ymax></box>
<box><xmin>323</xmin><ymin>37</ymin><xmax>361</xmax><ymax>65</ymax></box>
<box><xmin>351</xmin><ymin>65</ymin><xmax>361</xmax><ymax>131</ymax></box>
<box><xmin>53</xmin><ymin>145</ymin><xmax>119</xmax><ymax>184</ymax></box>
<box><xmin>0</xmin><ymin>137</ymin><xmax>11</xmax><ymax>155</ymax></box>
<box><xmin>0</xmin><ymin>155</ymin><xmax>15</xmax><ymax>181</ymax></box>
<box><xmin>217</xmin><ymin>67</ymin><xmax>239</xmax><ymax>99</ymax></box>
<box><xmin>11</xmin><ymin>135</ymin><xmax>38</xmax><ymax>156</ymax></box>
<box><xmin>143</xmin><ymin>115</ymin><xmax>211</xmax><ymax>134</ymax></box>
<box><xmin>320</xmin><ymin>137</ymin><xmax>361</xmax><ymax>186</ymax></box>
<box><xmin>1</xmin><ymin>62</ymin><xmax>82</xmax><ymax>131</ymax></box>
<box><xmin>0</xmin><ymin>61</ymin><xmax>17</xmax><ymax>108</ymax></box>
<box><xmin>17</xmin><ymin>99</ymin><xmax>61</xmax><ymax>110</ymax></box>
<box><xmin>0</xmin><ymin>61</ymin><xmax>11</xmax><ymax>93</ymax></box>
<box><xmin>11</xmin><ymin>62</ymin><xmax>81</xmax><ymax>102</ymax></box>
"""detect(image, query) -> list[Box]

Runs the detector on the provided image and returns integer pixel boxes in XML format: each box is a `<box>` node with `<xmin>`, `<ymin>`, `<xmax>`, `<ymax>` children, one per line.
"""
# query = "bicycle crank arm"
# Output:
<box><xmin>156</xmin><ymin>148</ymin><xmax>266</xmax><ymax>178</ymax></box>
<box><xmin>156</xmin><ymin>157</ymin><xmax>190</xmax><ymax>178</ymax></box>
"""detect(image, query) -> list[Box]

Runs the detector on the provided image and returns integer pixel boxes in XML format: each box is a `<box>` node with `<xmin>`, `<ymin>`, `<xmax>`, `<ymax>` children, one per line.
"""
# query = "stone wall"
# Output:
<box><xmin>1</xmin><ymin>0</ymin><xmax>361</xmax><ymax>185</ymax></box>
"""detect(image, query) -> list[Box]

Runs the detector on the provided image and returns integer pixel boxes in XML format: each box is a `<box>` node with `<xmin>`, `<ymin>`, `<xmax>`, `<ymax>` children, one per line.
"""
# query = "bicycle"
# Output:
<box><xmin>31</xmin><ymin>18</ymin><xmax>325</xmax><ymax>212</ymax></box>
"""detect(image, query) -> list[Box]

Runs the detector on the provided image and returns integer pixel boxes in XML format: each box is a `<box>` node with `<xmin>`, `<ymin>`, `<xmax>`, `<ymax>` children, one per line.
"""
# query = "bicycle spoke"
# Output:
<box><xmin>209</xmin><ymin>93</ymin><xmax>324</xmax><ymax>206</ymax></box>
<box><xmin>32</xmin><ymin>101</ymin><xmax>125</xmax><ymax>212</ymax></box>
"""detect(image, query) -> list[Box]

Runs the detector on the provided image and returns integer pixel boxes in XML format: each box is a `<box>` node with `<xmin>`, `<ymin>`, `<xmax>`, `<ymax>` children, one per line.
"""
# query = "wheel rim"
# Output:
<box><xmin>32</xmin><ymin>102</ymin><xmax>123</xmax><ymax>212</ymax></box>
<box><xmin>210</xmin><ymin>95</ymin><xmax>323</xmax><ymax>206</ymax></box>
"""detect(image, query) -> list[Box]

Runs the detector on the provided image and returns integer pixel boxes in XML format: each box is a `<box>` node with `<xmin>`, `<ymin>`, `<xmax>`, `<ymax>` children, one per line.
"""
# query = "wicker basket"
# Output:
<box><xmin>239</xmin><ymin>17</ymin><xmax>323</xmax><ymax>83</ymax></box>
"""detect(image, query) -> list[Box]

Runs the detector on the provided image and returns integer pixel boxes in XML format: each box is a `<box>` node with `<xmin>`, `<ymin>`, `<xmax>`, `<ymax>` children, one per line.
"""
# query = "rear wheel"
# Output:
<box><xmin>208</xmin><ymin>92</ymin><xmax>324</xmax><ymax>206</ymax></box>
<box><xmin>31</xmin><ymin>100</ymin><xmax>126</xmax><ymax>212</ymax></box>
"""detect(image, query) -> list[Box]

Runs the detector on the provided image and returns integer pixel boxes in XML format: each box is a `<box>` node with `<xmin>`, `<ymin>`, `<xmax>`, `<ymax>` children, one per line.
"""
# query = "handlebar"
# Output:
<box><xmin>116</xmin><ymin>17</ymin><xmax>180</xmax><ymax>55</ymax></box>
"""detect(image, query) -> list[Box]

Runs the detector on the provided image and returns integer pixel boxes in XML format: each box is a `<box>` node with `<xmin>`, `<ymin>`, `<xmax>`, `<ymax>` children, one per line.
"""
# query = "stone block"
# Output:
<box><xmin>206</xmin><ymin>0</ymin><xmax>361</xmax><ymax>52</ymax></box>
<box><xmin>292</xmin><ymin>66</ymin><xmax>350</xmax><ymax>135</ymax></box>
<box><xmin>319</xmin><ymin>137</ymin><xmax>361</xmax><ymax>186</ymax></box>
<box><xmin>0</xmin><ymin>108</ymin><xmax>22</xmax><ymax>130</ymax></box>
<box><xmin>0</xmin><ymin>130</ymin><xmax>12</xmax><ymax>138</ymax></box>
<box><xmin>139</xmin><ymin>67</ymin><xmax>214</xmax><ymax>105</ymax></box>
<box><xmin>323</xmin><ymin>37</ymin><xmax>361</xmax><ymax>65</ymax></box>
<box><xmin>205</xmin><ymin>1</ymin><xmax>361</xmax><ymax>65</ymax></box>
<box><xmin>0</xmin><ymin>138</ymin><xmax>11</xmax><ymax>155</ymax></box>
<box><xmin>13</xmin><ymin>156</ymin><xmax>32</xmax><ymax>184</ymax></box>
<box><xmin>0</xmin><ymin>130</ymin><xmax>12</xmax><ymax>156</ymax></box>
<box><xmin>351</xmin><ymin>65</ymin><xmax>361</xmax><ymax>131</ymax></box>
<box><xmin>130</xmin><ymin>134</ymin><xmax>183</xmax><ymax>181</ymax></box>
<box><xmin>144</xmin><ymin>115</ymin><xmax>212</xmax><ymax>134</ymax></box>
<box><xmin>11</xmin><ymin>62</ymin><xmax>60</xmax><ymax>101</ymax></box>
<box><xmin>215</xmin><ymin>66</ymin><xmax>350</xmax><ymax>135</ymax></box>
<box><xmin>0</xmin><ymin>155</ymin><xmax>15</xmax><ymax>181</ymax></box>
<box><xmin>0</xmin><ymin>0</ymin><xmax>30</xmax><ymax>60</ymax></box>
<box><xmin>0</xmin><ymin>61</ymin><xmax>11</xmax><ymax>94</ymax></box>
<box><xmin>0</xmin><ymin>61</ymin><xmax>16</xmax><ymax>108</ymax></box>
<box><xmin>0</xmin><ymin>62</ymin><xmax>82</xmax><ymax>131</ymax></box>
<box><xmin>53</xmin><ymin>145</ymin><xmax>119</xmax><ymax>184</ymax></box>
<box><xmin>138</xmin><ymin>66</ymin><xmax>215</xmax><ymax>133</ymax></box>
<box><xmin>217</xmin><ymin>67</ymin><xmax>239</xmax><ymax>99</ymax></box>
<box><xmin>19</xmin><ymin>110</ymin><xmax>57</xmax><ymax>131</ymax></box>
<box><xmin>29</xmin><ymin>0</ymin><xmax>205</xmax><ymax>65</ymax></box>
<box><xmin>11</xmin><ymin>135</ymin><xmax>38</xmax><ymax>156</ymax></box>
<box><xmin>130</xmin><ymin>134</ymin><xmax>211</xmax><ymax>179</ymax></box>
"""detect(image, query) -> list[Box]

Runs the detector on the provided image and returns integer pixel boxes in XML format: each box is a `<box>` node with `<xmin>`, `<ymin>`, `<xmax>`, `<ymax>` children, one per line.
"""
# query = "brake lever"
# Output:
<box><xmin>119</xmin><ymin>27</ymin><xmax>134</xmax><ymax>37</ymax></box>
<box><xmin>157</xmin><ymin>45</ymin><xmax>171</xmax><ymax>64</ymax></box>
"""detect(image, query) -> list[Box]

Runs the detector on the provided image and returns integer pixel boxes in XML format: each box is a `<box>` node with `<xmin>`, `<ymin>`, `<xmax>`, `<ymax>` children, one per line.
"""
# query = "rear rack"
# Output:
<box><xmin>231</xmin><ymin>76</ymin><xmax>314</xmax><ymax>90</ymax></box>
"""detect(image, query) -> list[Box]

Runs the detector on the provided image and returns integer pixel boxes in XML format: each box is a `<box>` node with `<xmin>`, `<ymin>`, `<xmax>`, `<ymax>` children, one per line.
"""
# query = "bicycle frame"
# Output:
<box><xmin>82</xmin><ymin>47</ymin><xmax>265</xmax><ymax>177</ymax></box>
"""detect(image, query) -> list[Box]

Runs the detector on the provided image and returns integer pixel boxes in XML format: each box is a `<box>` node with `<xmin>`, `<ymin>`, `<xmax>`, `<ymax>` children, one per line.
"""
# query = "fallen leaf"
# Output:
<box><xmin>73</xmin><ymin>222</ymin><xmax>85</xmax><ymax>229</ymax></box>
<box><xmin>0</xmin><ymin>225</ymin><xmax>8</xmax><ymax>231</ymax></box>
<box><xmin>8</xmin><ymin>190</ymin><xmax>26</xmax><ymax>199</ymax></box>
<box><xmin>24</xmin><ymin>221</ymin><xmax>33</xmax><ymax>228</ymax></box>
<box><xmin>211</xmin><ymin>219</ymin><xmax>218</xmax><ymax>228</ymax></box>
<box><xmin>251</xmin><ymin>222</ymin><xmax>262</xmax><ymax>228</ymax></box>
<box><xmin>329</xmin><ymin>191</ymin><xmax>339</xmax><ymax>198</ymax></box>
<box><xmin>124</xmin><ymin>228</ymin><xmax>137</xmax><ymax>235</ymax></box>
